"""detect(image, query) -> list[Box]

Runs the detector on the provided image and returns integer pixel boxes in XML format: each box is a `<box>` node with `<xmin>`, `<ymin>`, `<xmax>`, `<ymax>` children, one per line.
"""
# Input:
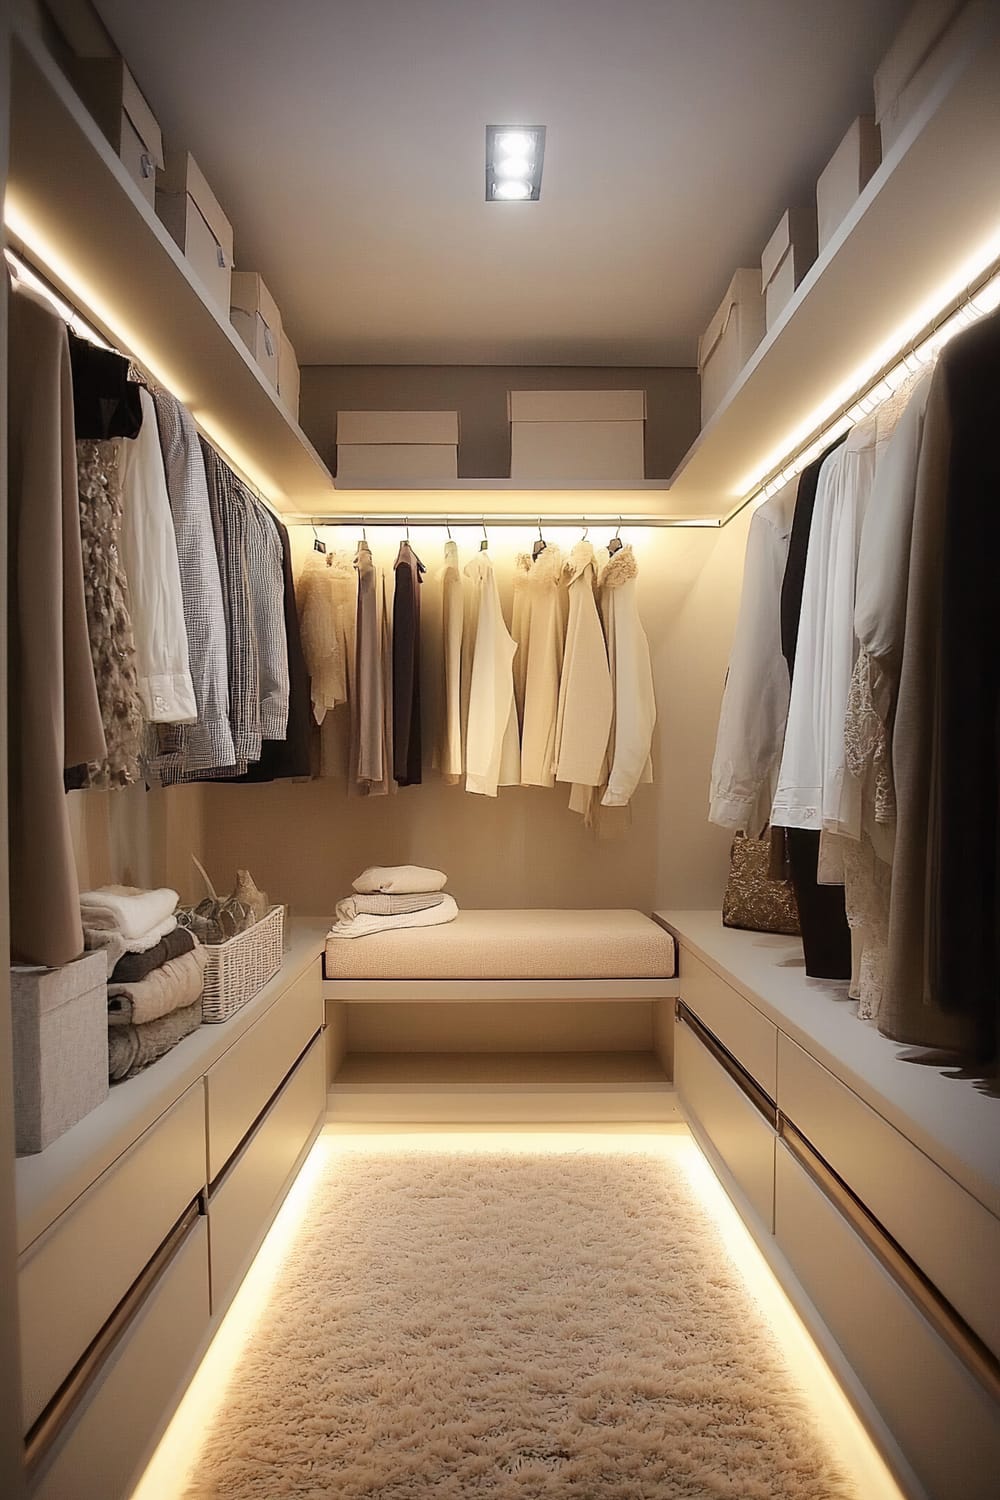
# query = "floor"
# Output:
<box><xmin>130</xmin><ymin>1124</ymin><xmax>907</xmax><ymax>1500</ymax></box>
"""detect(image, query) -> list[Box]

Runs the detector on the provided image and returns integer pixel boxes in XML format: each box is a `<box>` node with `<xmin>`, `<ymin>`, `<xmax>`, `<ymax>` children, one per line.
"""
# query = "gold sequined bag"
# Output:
<box><xmin>722</xmin><ymin>831</ymin><xmax>801</xmax><ymax>936</ymax></box>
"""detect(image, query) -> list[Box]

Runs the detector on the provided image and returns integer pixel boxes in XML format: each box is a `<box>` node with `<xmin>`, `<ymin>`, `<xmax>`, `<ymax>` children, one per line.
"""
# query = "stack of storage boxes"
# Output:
<box><xmin>508</xmin><ymin>390</ymin><xmax>646</xmax><ymax>482</ymax></box>
<box><xmin>336</xmin><ymin>411</ymin><xmax>460</xmax><ymax>482</ymax></box>
<box><xmin>156</xmin><ymin>149</ymin><xmax>234</xmax><ymax>316</ymax></box>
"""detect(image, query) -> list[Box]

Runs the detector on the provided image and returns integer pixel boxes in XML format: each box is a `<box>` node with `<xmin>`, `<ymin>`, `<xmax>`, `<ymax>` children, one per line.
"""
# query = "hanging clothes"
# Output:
<box><xmin>392</xmin><ymin>540</ymin><xmax>425</xmax><ymax>786</ymax></box>
<box><xmin>351</xmin><ymin>540</ymin><xmax>391</xmax><ymax>795</ymax></box>
<box><xmin>709</xmin><ymin>477</ymin><xmax>797</xmax><ymax>833</ymax></box>
<box><xmin>434</xmin><ymin>539</ymin><xmax>464</xmax><ymax>784</ymax></box>
<box><xmin>598</xmin><ymin>543</ymin><xmax>655</xmax><ymax>809</ymax></box>
<box><xmin>242</xmin><ymin>487</ymin><xmax>290</xmax><ymax>743</ymax></box>
<box><xmin>148</xmin><ymin>389</ymin><xmax>234</xmax><ymax>779</ymax></box>
<box><xmin>554</xmin><ymin>540</ymin><xmax>613</xmax><ymax>792</ymax></box>
<box><xmin>7</xmin><ymin>284</ymin><xmax>106</xmax><ymax>966</ymax></box>
<box><xmin>512</xmin><ymin>546</ymin><xmax>565</xmax><ymax>788</ymax></box>
<box><xmin>118</xmin><ymin>386</ymin><xmax>197</xmax><ymax>724</ymax></box>
<box><xmin>67</xmin><ymin>329</ymin><xmax>143</xmax><ymax>441</ymax></box>
<box><xmin>464</xmin><ymin>550</ymin><xmax>519</xmax><ymax>797</ymax></box>
<box><xmin>298</xmin><ymin>551</ymin><xmax>355</xmax><ymax>724</ymax></box>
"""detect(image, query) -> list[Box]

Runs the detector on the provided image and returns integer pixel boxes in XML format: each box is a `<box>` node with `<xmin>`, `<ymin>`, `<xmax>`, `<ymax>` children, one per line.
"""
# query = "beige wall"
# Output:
<box><xmin>69</xmin><ymin>784</ymin><xmax>206</xmax><ymax>903</ymax></box>
<box><xmin>300</xmin><ymin>366</ymin><xmax>700</xmax><ymax>482</ymax></box>
<box><xmin>197</xmin><ymin>511</ymin><xmax>751</xmax><ymax>920</ymax></box>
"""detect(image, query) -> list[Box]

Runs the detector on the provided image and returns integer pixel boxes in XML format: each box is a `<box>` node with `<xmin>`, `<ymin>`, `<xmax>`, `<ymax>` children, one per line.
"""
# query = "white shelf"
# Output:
<box><xmin>6</xmin><ymin>22</ymin><xmax>334</xmax><ymax>513</ymax></box>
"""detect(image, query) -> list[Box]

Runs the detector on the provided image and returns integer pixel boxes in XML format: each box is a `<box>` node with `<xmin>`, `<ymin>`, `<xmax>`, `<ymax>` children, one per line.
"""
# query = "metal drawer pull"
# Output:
<box><xmin>676</xmin><ymin>1001</ymin><xmax>777</xmax><ymax>1126</ymax></box>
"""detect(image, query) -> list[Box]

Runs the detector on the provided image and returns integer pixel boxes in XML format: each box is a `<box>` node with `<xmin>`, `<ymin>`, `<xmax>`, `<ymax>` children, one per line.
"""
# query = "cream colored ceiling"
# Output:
<box><xmin>95</xmin><ymin>0</ymin><xmax>909</xmax><ymax>366</ymax></box>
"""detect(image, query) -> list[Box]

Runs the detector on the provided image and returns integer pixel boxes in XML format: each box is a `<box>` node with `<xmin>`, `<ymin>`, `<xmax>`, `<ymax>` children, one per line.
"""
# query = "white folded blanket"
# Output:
<box><xmin>84</xmin><ymin>913</ymin><xmax>179</xmax><ymax>976</ymax></box>
<box><xmin>352</xmin><ymin>865</ymin><xmax>447</xmax><ymax>895</ymax></box>
<box><xmin>80</xmin><ymin>885</ymin><xmax>178</xmax><ymax>939</ymax></box>
<box><xmin>329</xmin><ymin>894</ymin><xmax>459</xmax><ymax>941</ymax></box>
<box><xmin>336</xmin><ymin>893</ymin><xmax>446</xmax><ymax>922</ymax></box>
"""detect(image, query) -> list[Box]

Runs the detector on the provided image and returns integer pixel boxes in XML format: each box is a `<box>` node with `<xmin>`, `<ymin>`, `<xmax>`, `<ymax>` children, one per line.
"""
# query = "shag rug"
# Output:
<box><xmin>184</xmin><ymin>1151</ymin><xmax>856</xmax><ymax>1499</ymax></box>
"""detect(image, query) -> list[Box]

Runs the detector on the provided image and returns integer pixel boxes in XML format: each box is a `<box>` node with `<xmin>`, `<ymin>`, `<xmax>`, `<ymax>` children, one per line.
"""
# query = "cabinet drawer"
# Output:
<box><xmin>32</xmin><ymin>1216</ymin><xmax>210</xmax><ymax>1500</ymax></box>
<box><xmin>678</xmin><ymin>949</ymin><xmax>777</xmax><ymax>1096</ymax></box>
<box><xmin>19</xmin><ymin>1083</ymin><xmax>205</xmax><ymax>1432</ymax></box>
<box><xmin>206</xmin><ymin>963</ymin><xmax>323</xmax><ymax>1181</ymax></box>
<box><xmin>209</xmin><ymin>1034</ymin><xmax>325</xmax><ymax>1310</ymax></box>
<box><xmin>775</xmin><ymin>1142</ymin><xmax>1000</xmax><ymax>1500</ymax></box>
<box><xmin>778</xmin><ymin>1034</ymin><xmax>1000</xmax><ymax>1360</ymax></box>
<box><xmin>675</xmin><ymin>1013</ymin><xmax>775</xmax><ymax>1229</ymax></box>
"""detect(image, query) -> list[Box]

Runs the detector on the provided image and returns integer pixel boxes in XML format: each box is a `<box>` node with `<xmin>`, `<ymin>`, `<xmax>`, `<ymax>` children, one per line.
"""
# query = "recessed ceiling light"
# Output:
<box><xmin>486</xmin><ymin>125</ymin><xmax>545</xmax><ymax>202</ymax></box>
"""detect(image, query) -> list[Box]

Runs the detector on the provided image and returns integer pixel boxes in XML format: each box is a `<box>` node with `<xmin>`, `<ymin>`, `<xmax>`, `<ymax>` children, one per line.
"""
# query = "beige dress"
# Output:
<box><xmin>512</xmin><ymin>547</ymin><xmax>566</xmax><ymax>787</ymax></box>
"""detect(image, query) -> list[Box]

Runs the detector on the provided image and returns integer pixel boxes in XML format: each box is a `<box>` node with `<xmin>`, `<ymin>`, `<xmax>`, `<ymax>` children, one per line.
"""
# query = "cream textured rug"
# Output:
<box><xmin>184</xmin><ymin>1151</ymin><xmax>855</xmax><ymax>1498</ymax></box>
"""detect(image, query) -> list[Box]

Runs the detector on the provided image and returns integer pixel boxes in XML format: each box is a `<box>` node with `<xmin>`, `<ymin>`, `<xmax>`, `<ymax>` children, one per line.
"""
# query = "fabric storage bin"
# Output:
<box><xmin>231</xmin><ymin>271</ymin><xmax>282</xmax><ymax>388</ymax></box>
<box><xmin>816</xmin><ymin>117</ymin><xmax>882</xmax><ymax>254</ymax></box>
<box><xmin>508</xmin><ymin>390</ymin><xmax>645</xmax><ymax>482</ymax></box>
<box><xmin>278</xmin><ymin>329</ymin><xmax>300</xmax><ymax>420</ymax></box>
<box><xmin>760</xmin><ymin>207</ymin><xmax>817</xmax><ymax>332</ymax></box>
<box><xmin>11</xmin><ymin>951</ymin><xmax>109</xmax><ymax>1154</ymax></box>
<box><xmin>698</xmin><ymin>269</ymin><xmax>765</xmax><ymax>427</ymax></box>
<box><xmin>874</xmin><ymin>0</ymin><xmax>966</xmax><ymax>151</ymax></box>
<box><xmin>156</xmin><ymin>149</ymin><xmax>234</xmax><ymax>315</ymax></box>
<box><xmin>201</xmin><ymin>905</ymin><xmax>285</xmax><ymax>1022</ymax></box>
<box><xmin>71</xmin><ymin>58</ymin><xmax>164</xmax><ymax>207</ymax></box>
<box><xmin>337</xmin><ymin>410</ymin><xmax>459</xmax><ymax>482</ymax></box>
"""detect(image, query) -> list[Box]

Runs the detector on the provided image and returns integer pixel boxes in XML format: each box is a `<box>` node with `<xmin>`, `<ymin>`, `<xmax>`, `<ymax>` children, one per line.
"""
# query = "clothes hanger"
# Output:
<box><xmin>445</xmin><ymin>518</ymin><xmax>453</xmax><ymax>541</ymax></box>
<box><xmin>580</xmin><ymin>519</ymin><xmax>590</xmax><ymax>543</ymax></box>
<box><xmin>533</xmin><ymin>518</ymin><xmax>547</xmax><ymax>560</ymax></box>
<box><xmin>311</xmin><ymin>524</ymin><xmax>327</xmax><ymax>556</ymax></box>
<box><xmin>479</xmin><ymin>517</ymin><xmax>489</xmax><ymax>552</ymax></box>
<box><xmin>608</xmin><ymin>517</ymin><xmax>623</xmax><ymax>556</ymax></box>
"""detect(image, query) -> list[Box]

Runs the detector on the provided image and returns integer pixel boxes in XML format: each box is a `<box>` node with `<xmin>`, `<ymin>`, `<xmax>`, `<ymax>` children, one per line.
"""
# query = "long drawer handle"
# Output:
<box><xmin>779</xmin><ymin>1120</ymin><xmax>1000</xmax><ymax>1407</ymax></box>
<box><xmin>23</xmin><ymin>1199</ymin><xmax>202</xmax><ymax>1480</ymax></box>
<box><xmin>676</xmin><ymin>1001</ymin><xmax>777</xmax><ymax>1127</ymax></box>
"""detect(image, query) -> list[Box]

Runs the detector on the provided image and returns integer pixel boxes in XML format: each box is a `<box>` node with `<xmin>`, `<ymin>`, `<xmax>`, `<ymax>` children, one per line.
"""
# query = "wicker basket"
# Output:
<box><xmin>200</xmin><ymin>905</ymin><xmax>285</xmax><ymax>1023</ymax></box>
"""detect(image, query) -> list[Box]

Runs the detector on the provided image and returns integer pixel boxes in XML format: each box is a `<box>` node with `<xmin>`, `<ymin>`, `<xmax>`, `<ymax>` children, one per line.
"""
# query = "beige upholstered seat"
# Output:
<box><xmin>325</xmin><ymin>909</ymin><xmax>675</xmax><ymax>981</ymax></box>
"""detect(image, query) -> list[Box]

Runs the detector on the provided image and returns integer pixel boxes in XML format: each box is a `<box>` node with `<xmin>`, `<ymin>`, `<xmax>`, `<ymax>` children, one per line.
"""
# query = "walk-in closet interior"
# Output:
<box><xmin>2</xmin><ymin>1</ymin><xmax>999</xmax><ymax>1496</ymax></box>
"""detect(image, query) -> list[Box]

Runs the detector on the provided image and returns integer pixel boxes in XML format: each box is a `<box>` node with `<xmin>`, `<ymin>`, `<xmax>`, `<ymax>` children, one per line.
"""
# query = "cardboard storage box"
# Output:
<box><xmin>156</xmin><ymin>149</ymin><xmax>234</xmax><ymax>315</ymax></box>
<box><xmin>11</xmin><ymin>952</ymin><xmax>109</xmax><ymax>1155</ymax></box>
<box><xmin>72</xmin><ymin>57</ymin><xmax>164</xmax><ymax>207</ymax></box>
<box><xmin>698</xmin><ymin>269</ymin><xmax>765</xmax><ymax>426</ymax></box>
<box><xmin>231</xmin><ymin>271</ymin><xmax>282</xmax><ymax>389</ymax></box>
<box><xmin>278</xmin><ymin>330</ymin><xmax>300</xmax><ymax>421</ymax></box>
<box><xmin>337</xmin><ymin>410</ymin><xmax>459</xmax><ymax>482</ymax></box>
<box><xmin>508</xmin><ymin>390</ymin><xmax>646</xmax><ymax>482</ymax></box>
<box><xmin>761</xmin><ymin>207</ymin><xmax>817</xmax><ymax>332</ymax></box>
<box><xmin>816</xmin><ymin>117</ymin><xmax>882</xmax><ymax>254</ymax></box>
<box><xmin>874</xmin><ymin>0</ymin><xmax>966</xmax><ymax>151</ymax></box>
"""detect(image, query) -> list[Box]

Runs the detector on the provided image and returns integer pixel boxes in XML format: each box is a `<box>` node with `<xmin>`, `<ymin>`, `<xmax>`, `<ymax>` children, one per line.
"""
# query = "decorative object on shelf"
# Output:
<box><xmin>722</xmin><ymin>831</ymin><xmax>801</xmax><ymax>937</ymax></box>
<box><xmin>11</xmin><ymin>951</ymin><xmax>109</xmax><ymax>1154</ymax></box>
<box><xmin>200</xmin><ymin>904</ymin><xmax>286</xmax><ymax>1022</ymax></box>
<box><xmin>176</xmin><ymin>856</ymin><xmax>265</xmax><ymax>944</ymax></box>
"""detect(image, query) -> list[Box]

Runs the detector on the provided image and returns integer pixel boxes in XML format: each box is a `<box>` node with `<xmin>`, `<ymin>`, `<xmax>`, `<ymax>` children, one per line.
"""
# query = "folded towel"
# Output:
<box><xmin>84</xmin><ymin>913</ymin><xmax>178</xmax><ymax>976</ymax></box>
<box><xmin>108</xmin><ymin>996</ymin><xmax>203</xmax><ymax>1082</ymax></box>
<box><xmin>335</xmin><ymin>893</ymin><xmax>447</xmax><ymax>922</ymax></box>
<box><xmin>80</xmin><ymin>885</ymin><xmax>178</xmax><ymax>939</ymax></box>
<box><xmin>352</xmin><ymin>865</ymin><xmax>447</xmax><ymax>895</ymax></box>
<box><xmin>110</xmin><ymin>926</ymin><xmax>195</xmax><ymax>984</ymax></box>
<box><xmin>108</xmin><ymin>944</ymin><xmax>208</xmax><ymax>1026</ymax></box>
<box><xmin>329</xmin><ymin>894</ymin><xmax>459</xmax><ymax>941</ymax></box>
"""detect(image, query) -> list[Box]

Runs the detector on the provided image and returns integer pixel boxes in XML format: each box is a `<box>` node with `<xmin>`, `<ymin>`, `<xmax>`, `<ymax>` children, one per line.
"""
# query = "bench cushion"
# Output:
<box><xmin>324</xmin><ymin>909</ymin><xmax>675</xmax><ymax>981</ymax></box>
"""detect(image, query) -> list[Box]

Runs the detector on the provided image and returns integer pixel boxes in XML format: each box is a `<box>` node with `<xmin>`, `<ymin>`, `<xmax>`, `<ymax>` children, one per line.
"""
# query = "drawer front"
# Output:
<box><xmin>33</xmin><ymin>1216</ymin><xmax>210</xmax><ymax>1500</ymax></box>
<box><xmin>209</xmin><ymin>1035</ymin><xmax>325</xmax><ymax>1310</ymax></box>
<box><xmin>206</xmin><ymin>963</ymin><xmax>323</xmax><ymax>1182</ymax></box>
<box><xmin>678</xmin><ymin>948</ymin><xmax>777</xmax><ymax>1096</ymax></box>
<box><xmin>19</xmin><ymin>1083</ymin><xmax>205</xmax><ymax>1432</ymax></box>
<box><xmin>775</xmin><ymin>1143</ymin><xmax>1000</xmax><ymax>1500</ymax></box>
<box><xmin>778</xmin><ymin>1034</ymin><xmax>1000</xmax><ymax>1359</ymax></box>
<box><xmin>675</xmin><ymin>1015</ymin><xmax>775</xmax><ymax>1229</ymax></box>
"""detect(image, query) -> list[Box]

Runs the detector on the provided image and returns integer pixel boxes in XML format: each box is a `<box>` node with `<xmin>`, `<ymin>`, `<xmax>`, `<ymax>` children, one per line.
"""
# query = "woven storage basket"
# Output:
<box><xmin>201</xmin><ymin>904</ymin><xmax>285</xmax><ymax>1023</ymax></box>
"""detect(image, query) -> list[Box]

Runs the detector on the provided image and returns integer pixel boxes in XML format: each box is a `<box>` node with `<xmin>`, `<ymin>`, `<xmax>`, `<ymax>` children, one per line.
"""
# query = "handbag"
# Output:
<box><xmin>722</xmin><ymin>830</ymin><xmax>801</xmax><ymax>936</ymax></box>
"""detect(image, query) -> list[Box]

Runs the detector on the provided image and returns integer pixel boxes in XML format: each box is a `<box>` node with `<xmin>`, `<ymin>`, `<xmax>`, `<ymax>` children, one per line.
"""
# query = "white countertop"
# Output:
<box><xmin>16</xmin><ymin>918</ymin><xmax>329</xmax><ymax>1253</ymax></box>
<box><xmin>658</xmin><ymin>911</ymin><xmax>1000</xmax><ymax>1221</ymax></box>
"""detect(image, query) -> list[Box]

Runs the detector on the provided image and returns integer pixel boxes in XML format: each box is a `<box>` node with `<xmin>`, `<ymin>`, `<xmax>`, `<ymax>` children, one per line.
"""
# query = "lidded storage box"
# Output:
<box><xmin>336</xmin><ymin>410</ymin><xmax>460</xmax><ymax>482</ymax></box>
<box><xmin>156</xmin><ymin>149</ymin><xmax>234</xmax><ymax>315</ymax></box>
<box><xmin>698</xmin><ymin>269</ymin><xmax>765</xmax><ymax>427</ymax></box>
<box><xmin>11</xmin><ymin>952</ymin><xmax>109</xmax><ymax>1155</ymax></box>
<box><xmin>231</xmin><ymin>271</ymin><xmax>282</xmax><ymax>389</ymax></box>
<box><xmin>71</xmin><ymin>57</ymin><xmax>164</xmax><ymax>207</ymax></box>
<box><xmin>278</xmin><ymin>329</ymin><xmax>301</xmax><ymax>421</ymax></box>
<box><xmin>508</xmin><ymin>389</ymin><xmax>646</xmax><ymax>482</ymax></box>
<box><xmin>874</xmin><ymin>0</ymin><xmax>966</xmax><ymax>151</ymax></box>
<box><xmin>816</xmin><ymin>116</ymin><xmax>882</xmax><ymax>253</ymax></box>
<box><xmin>760</xmin><ymin>206</ymin><xmax>818</xmax><ymax>332</ymax></box>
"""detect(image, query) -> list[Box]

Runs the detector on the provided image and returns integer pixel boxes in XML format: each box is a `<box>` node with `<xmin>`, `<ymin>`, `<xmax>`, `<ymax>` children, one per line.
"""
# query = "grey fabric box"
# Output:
<box><xmin>11</xmin><ymin>952</ymin><xmax>109</xmax><ymax>1155</ymax></box>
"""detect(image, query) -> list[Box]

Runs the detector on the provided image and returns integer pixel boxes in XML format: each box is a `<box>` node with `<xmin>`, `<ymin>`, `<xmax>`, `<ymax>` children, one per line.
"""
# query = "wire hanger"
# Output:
<box><xmin>404</xmin><ymin>516</ymin><xmax>410</xmax><ymax>541</ymax></box>
<box><xmin>580</xmin><ymin>518</ymin><xmax>589</xmax><ymax>542</ymax></box>
<box><xmin>479</xmin><ymin>517</ymin><xmax>489</xmax><ymax>552</ymax></box>
<box><xmin>311</xmin><ymin>523</ymin><xmax>327</xmax><ymax>556</ymax></box>
<box><xmin>608</xmin><ymin>517</ymin><xmax>623</xmax><ymax>556</ymax></box>
<box><xmin>445</xmin><ymin>518</ymin><xmax>453</xmax><ymax>541</ymax></box>
<box><xmin>533</xmin><ymin>517</ymin><xmax>547</xmax><ymax>560</ymax></box>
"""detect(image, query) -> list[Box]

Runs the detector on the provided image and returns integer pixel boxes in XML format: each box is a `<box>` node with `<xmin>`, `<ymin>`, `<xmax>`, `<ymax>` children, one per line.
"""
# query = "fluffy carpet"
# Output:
<box><xmin>184</xmin><ymin>1151</ymin><xmax>856</xmax><ymax>1499</ymax></box>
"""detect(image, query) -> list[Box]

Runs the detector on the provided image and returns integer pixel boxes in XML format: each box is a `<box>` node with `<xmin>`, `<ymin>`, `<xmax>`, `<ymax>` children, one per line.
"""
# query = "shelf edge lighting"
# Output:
<box><xmin>486</xmin><ymin>125</ymin><xmax>545</xmax><ymax>203</ymax></box>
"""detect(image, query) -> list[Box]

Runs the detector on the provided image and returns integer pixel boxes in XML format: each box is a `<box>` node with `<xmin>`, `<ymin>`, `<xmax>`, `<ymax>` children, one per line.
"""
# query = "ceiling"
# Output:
<box><xmin>95</xmin><ymin>0</ymin><xmax>909</xmax><ymax>367</ymax></box>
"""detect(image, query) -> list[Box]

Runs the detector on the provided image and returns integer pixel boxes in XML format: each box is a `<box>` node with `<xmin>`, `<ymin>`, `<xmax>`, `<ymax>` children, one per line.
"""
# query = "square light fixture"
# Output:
<box><xmin>486</xmin><ymin>125</ymin><xmax>545</xmax><ymax>202</ymax></box>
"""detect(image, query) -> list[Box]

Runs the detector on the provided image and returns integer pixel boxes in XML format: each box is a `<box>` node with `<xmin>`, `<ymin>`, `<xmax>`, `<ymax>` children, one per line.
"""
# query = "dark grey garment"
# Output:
<box><xmin>108</xmin><ymin>996</ymin><xmax>203</xmax><ymax>1082</ymax></box>
<box><xmin>354</xmin><ymin>541</ymin><xmax>385</xmax><ymax>785</ymax></box>
<box><xmin>109</xmin><ymin>925</ymin><xmax>195</xmax><ymax>985</ymax></box>
<box><xmin>392</xmin><ymin>540</ymin><xmax>425</xmax><ymax>785</ymax></box>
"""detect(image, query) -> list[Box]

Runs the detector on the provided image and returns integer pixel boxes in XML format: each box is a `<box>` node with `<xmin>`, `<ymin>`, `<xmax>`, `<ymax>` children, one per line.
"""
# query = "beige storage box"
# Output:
<box><xmin>874</xmin><ymin>0</ymin><xmax>966</xmax><ymax>151</ymax></box>
<box><xmin>337</xmin><ymin>410</ymin><xmax>459</xmax><ymax>482</ymax></box>
<box><xmin>11</xmin><ymin>952</ymin><xmax>109</xmax><ymax>1155</ymax></box>
<box><xmin>231</xmin><ymin>271</ymin><xmax>282</xmax><ymax>389</ymax></box>
<box><xmin>71</xmin><ymin>57</ymin><xmax>164</xmax><ymax>207</ymax></box>
<box><xmin>508</xmin><ymin>390</ymin><xmax>646</xmax><ymax>482</ymax></box>
<box><xmin>816</xmin><ymin>117</ymin><xmax>882</xmax><ymax>254</ymax></box>
<box><xmin>156</xmin><ymin>149</ymin><xmax>234</xmax><ymax>315</ymax></box>
<box><xmin>698</xmin><ymin>269</ymin><xmax>765</xmax><ymax>427</ymax></box>
<box><xmin>278</xmin><ymin>329</ymin><xmax>301</xmax><ymax>421</ymax></box>
<box><xmin>761</xmin><ymin>207</ymin><xmax>817</xmax><ymax>332</ymax></box>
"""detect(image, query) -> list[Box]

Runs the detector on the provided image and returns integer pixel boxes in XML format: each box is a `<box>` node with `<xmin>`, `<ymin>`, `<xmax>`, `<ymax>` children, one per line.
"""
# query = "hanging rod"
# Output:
<box><xmin>295</xmin><ymin>513</ymin><xmax>721</xmax><ymax>529</ymax></box>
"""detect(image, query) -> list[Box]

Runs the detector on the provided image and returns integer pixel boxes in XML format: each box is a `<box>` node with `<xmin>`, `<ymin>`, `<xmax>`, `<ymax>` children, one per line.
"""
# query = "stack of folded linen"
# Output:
<box><xmin>80</xmin><ymin>886</ymin><xmax>208</xmax><ymax>1081</ymax></box>
<box><xmin>328</xmin><ymin>865</ymin><xmax>459</xmax><ymax>941</ymax></box>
